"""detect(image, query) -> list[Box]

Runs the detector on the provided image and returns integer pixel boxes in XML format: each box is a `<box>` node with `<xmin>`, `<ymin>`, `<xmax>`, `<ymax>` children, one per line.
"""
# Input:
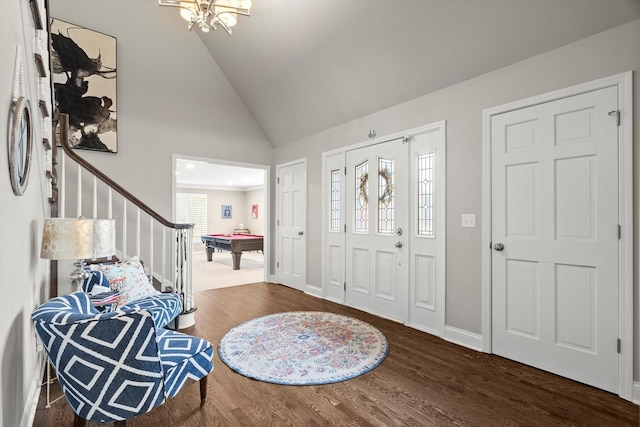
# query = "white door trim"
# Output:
<box><xmin>481</xmin><ymin>71</ymin><xmax>633</xmax><ymax>400</ymax></box>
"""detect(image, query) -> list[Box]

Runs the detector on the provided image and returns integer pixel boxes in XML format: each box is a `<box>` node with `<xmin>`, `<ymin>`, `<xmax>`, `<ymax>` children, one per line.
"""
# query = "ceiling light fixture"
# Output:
<box><xmin>159</xmin><ymin>0</ymin><xmax>251</xmax><ymax>35</ymax></box>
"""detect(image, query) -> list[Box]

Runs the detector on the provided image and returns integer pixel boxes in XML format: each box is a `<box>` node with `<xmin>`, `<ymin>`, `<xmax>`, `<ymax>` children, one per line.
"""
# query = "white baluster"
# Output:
<box><xmin>92</xmin><ymin>176</ymin><xmax>97</xmax><ymax>218</ymax></box>
<box><xmin>186</xmin><ymin>227</ymin><xmax>193</xmax><ymax>311</ymax></box>
<box><xmin>60</xmin><ymin>153</ymin><xmax>66</xmax><ymax>217</ymax></box>
<box><xmin>107</xmin><ymin>188</ymin><xmax>113</xmax><ymax>220</ymax></box>
<box><xmin>149</xmin><ymin>219</ymin><xmax>154</xmax><ymax>284</ymax></box>
<box><xmin>136</xmin><ymin>209</ymin><xmax>141</xmax><ymax>257</ymax></box>
<box><xmin>162</xmin><ymin>229</ymin><xmax>167</xmax><ymax>289</ymax></box>
<box><xmin>122</xmin><ymin>201</ymin><xmax>127</xmax><ymax>259</ymax></box>
<box><xmin>76</xmin><ymin>164</ymin><xmax>82</xmax><ymax>217</ymax></box>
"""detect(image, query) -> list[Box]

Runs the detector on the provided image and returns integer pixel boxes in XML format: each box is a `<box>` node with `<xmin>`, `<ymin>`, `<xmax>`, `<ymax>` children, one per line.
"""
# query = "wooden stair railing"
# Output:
<box><xmin>52</xmin><ymin>112</ymin><xmax>196</xmax><ymax>326</ymax></box>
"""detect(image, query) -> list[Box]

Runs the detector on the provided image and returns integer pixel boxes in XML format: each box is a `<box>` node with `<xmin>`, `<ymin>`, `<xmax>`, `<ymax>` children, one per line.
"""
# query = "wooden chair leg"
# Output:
<box><xmin>199</xmin><ymin>375</ymin><xmax>208</xmax><ymax>407</ymax></box>
<box><xmin>73</xmin><ymin>414</ymin><xmax>86</xmax><ymax>427</ymax></box>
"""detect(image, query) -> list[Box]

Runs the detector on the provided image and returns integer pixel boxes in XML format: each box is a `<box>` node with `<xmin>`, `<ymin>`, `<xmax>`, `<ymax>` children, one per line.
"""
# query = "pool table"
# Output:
<box><xmin>201</xmin><ymin>234</ymin><xmax>264</xmax><ymax>270</ymax></box>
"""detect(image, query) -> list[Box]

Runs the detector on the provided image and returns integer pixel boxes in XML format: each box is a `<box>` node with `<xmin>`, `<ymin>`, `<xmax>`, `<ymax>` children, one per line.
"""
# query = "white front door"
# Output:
<box><xmin>345</xmin><ymin>138</ymin><xmax>408</xmax><ymax>322</ymax></box>
<box><xmin>277</xmin><ymin>160</ymin><xmax>306</xmax><ymax>290</ymax></box>
<box><xmin>491</xmin><ymin>86</ymin><xmax>619</xmax><ymax>392</ymax></box>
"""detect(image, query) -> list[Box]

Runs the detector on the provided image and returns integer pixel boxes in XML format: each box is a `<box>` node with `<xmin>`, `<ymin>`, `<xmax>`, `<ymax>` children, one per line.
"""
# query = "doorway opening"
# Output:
<box><xmin>173</xmin><ymin>156</ymin><xmax>270</xmax><ymax>291</ymax></box>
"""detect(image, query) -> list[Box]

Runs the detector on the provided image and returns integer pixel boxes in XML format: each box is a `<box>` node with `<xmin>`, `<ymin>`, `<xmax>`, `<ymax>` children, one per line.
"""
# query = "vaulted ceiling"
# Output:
<box><xmin>195</xmin><ymin>0</ymin><xmax>640</xmax><ymax>147</ymax></box>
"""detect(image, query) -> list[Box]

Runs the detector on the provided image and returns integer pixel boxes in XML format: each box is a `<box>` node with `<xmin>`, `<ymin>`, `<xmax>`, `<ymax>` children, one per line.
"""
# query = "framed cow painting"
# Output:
<box><xmin>51</xmin><ymin>18</ymin><xmax>117</xmax><ymax>153</ymax></box>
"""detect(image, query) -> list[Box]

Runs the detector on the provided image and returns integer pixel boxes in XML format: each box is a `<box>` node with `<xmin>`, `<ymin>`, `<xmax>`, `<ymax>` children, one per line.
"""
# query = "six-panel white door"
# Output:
<box><xmin>345</xmin><ymin>138</ymin><xmax>408</xmax><ymax>322</ymax></box>
<box><xmin>491</xmin><ymin>86</ymin><xmax>619</xmax><ymax>392</ymax></box>
<box><xmin>277</xmin><ymin>160</ymin><xmax>307</xmax><ymax>290</ymax></box>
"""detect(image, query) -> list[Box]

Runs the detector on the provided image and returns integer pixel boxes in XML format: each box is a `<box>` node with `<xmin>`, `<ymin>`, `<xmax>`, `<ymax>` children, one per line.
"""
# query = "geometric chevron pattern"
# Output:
<box><xmin>32</xmin><ymin>292</ymin><xmax>213</xmax><ymax>424</ymax></box>
<box><xmin>82</xmin><ymin>270</ymin><xmax>182</xmax><ymax>329</ymax></box>
<box><xmin>124</xmin><ymin>293</ymin><xmax>183</xmax><ymax>329</ymax></box>
<box><xmin>156</xmin><ymin>329</ymin><xmax>214</xmax><ymax>398</ymax></box>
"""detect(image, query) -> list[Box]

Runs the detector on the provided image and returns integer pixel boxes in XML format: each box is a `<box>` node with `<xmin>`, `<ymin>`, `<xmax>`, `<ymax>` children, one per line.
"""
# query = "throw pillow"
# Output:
<box><xmin>90</xmin><ymin>256</ymin><xmax>158</xmax><ymax>307</ymax></box>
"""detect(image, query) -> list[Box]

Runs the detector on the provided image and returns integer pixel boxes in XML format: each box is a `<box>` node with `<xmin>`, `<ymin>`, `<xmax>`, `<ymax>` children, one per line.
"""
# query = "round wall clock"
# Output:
<box><xmin>9</xmin><ymin>96</ymin><xmax>33</xmax><ymax>196</ymax></box>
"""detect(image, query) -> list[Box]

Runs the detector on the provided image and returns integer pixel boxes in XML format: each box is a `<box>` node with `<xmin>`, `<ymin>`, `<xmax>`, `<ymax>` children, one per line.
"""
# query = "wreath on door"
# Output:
<box><xmin>359</xmin><ymin>168</ymin><xmax>393</xmax><ymax>205</ymax></box>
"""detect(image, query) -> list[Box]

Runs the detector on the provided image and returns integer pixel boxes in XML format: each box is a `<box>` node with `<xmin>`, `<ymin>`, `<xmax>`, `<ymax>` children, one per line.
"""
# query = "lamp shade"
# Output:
<box><xmin>40</xmin><ymin>218</ymin><xmax>116</xmax><ymax>260</ymax></box>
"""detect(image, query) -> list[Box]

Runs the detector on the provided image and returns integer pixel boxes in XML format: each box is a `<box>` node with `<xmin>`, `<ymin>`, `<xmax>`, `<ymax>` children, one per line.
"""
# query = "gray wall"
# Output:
<box><xmin>1</xmin><ymin>1</ymin><xmax>51</xmax><ymax>426</ymax></box>
<box><xmin>273</xmin><ymin>19</ymin><xmax>640</xmax><ymax>366</ymax></box>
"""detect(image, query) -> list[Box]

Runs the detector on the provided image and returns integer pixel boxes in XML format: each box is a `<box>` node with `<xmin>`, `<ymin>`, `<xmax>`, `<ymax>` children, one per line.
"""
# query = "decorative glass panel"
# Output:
<box><xmin>417</xmin><ymin>152</ymin><xmax>434</xmax><ymax>236</ymax></box>
<box><xmin>330</xmin><ymin>169</ymin><xmax>340</xmax><ymax>232</ymax></box>
<box><xmin>378</xmin><ymin>157</ymin><xmax>395</xmax><ymax>234</ymax></box>
<box><xmin>354</xmin><ymin>160</ymin><xmax>368</xmax><ymax>233</ymax></box>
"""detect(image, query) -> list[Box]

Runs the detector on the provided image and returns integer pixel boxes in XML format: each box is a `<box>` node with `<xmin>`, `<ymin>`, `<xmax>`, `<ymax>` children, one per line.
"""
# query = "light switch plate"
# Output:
<box><xmin>462</xmin><ymin>214</ymin><xmax>476</xmax><ymax>228</ymax></box>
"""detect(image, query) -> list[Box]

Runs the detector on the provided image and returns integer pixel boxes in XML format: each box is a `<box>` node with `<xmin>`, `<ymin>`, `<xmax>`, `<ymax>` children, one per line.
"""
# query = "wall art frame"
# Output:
<box><xmin>222</xmin><ymin>205</ymin><xmax>232</xmax><ymax>219</ymax></box>
<box><xmin>50</xmin><ymin>18</ymin><xmax>117</xmax><ymax>153</ymax></box>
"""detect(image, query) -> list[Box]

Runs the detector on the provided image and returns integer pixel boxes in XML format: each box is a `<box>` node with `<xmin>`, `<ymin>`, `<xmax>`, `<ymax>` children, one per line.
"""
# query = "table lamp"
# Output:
<box><xmin>40</xmin><ymin>217</ymin><xmax>116</xmax><ymax>288</ymax></box>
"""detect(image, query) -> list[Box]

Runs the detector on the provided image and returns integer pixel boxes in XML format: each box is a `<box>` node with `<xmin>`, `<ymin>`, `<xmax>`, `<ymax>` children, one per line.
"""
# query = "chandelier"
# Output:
<box><xmin>159</xmin><ymin>0</ymin><xmax>252</xmax><ymax>35</ymax></box>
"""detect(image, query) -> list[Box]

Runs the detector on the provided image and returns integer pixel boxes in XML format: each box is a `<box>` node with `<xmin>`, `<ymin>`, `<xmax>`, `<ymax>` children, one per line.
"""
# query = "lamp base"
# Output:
<box><xmin>69</xmin><ymin>259</ymin><xmax>89</xmax><ymax>291</ymax></box>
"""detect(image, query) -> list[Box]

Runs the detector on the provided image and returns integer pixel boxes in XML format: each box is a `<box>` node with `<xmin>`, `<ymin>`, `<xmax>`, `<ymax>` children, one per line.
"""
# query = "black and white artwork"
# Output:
<box><xmin>222</xmin><ymin>205</ymin><xmax>232</xmax><ymax>219</ymax></box>
<box><xmin>51</xmin><ymin>18</ymin><xmax>117</xmax><ymax>153</ymax></box>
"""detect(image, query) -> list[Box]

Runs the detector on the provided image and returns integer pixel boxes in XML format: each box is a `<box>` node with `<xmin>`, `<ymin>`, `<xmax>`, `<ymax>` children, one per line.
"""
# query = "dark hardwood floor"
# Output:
<box><xmin>34</xmin><ymin>282</ymin><xmax>639</xmax><ymax>426</ymax></box>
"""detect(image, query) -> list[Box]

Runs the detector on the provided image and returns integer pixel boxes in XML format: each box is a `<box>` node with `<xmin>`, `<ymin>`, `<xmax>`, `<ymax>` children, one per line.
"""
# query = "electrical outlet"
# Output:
<box><xmin>462</xmin><ymin>214</ymin><xmax>476</xmax><ymax>228</ymax></box>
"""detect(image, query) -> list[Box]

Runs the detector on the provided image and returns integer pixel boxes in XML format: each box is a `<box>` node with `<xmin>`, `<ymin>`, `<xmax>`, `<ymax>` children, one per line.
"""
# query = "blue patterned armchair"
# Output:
<box><xmin>32</xmin><ymin>292</ymin><xmax>213</xmax><ymax>426</ymax></box>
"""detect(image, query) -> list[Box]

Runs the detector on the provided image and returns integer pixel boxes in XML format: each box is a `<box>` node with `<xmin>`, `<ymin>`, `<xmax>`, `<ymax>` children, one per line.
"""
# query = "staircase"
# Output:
<box><xmin>50</xmin><ymin>111</ymin><xmax>196</xmax><ymax>327</ymax></box>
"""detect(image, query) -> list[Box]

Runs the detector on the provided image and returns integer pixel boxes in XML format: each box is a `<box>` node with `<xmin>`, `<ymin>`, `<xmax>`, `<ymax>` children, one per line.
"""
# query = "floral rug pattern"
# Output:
<box><xmin>218</xmin><ymin>311</ymin><xmax>389</xmax><ymax>385</ymax></box>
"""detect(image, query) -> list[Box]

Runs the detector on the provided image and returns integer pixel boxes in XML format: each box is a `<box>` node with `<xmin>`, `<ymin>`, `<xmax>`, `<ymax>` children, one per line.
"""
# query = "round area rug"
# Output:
<box><xmin>218</xmin><ymin>311</ymin><xmax>388</xmax><ymax>385</ymax></box>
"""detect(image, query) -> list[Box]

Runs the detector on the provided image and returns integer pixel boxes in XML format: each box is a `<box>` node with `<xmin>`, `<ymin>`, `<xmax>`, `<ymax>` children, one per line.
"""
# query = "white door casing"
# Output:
<box><xmin>276</xmin><ymin>159</ymin><xmax>306</xmax><ymax>290</ymax></box>
<box><xmin>345</xmin><ymin>137</ymin><xmax>409</xmax><ymax>322</ymax></box>
<box><xmin>482</xmin><ymin>72</ymin><xmax>633</xmax><ymax>398</ymax></box>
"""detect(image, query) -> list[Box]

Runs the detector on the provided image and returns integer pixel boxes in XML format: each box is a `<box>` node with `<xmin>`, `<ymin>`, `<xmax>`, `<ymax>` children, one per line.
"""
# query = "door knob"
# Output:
<box><xmin>493</xmin><ymin>243</ymin><xmax>504</xmax><ymax>251</ymax></box>
<box><xmin>298</xmin><ymin>231</ymin><xmax>304</xmax><ymax>236</ymax></box>
<box><xmin>395</xmin><ymin>241</ymin><xmax>403</xmax><ymax>248</ymax></box>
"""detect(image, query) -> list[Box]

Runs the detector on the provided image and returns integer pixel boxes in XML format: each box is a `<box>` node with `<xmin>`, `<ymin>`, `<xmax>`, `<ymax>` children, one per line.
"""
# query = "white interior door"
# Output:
<box><xmin>345</xmin><ymin>138</ymin><xmax>408</xmax><ymax>322</ymax></box>
<box><xmin>277</xmin><ymin>160</ymin><xmax>306</xmax><ymax>290</ymax></box>
<box><xmin>491</xmin><ymin>86</ymin><xmax>619</xmax><ymax>392</ymax></box>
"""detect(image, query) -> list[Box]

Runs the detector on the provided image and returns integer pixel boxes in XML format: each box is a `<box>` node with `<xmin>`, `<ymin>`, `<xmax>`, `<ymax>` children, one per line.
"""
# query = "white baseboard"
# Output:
<box><xmin>633</xmin><ymin>382</ymin><xmax>640</xmax><ymax>404</ymax></box>
<box><xmin>322</xmin><ymin>295</ymin><xmax>343</xmax><ymax>305</ymax></box>
<box><xmin>22</xmin><ymin>353</ymin><xmax>46</xmax><ymax>427</ymax></box>
<box><xmin>444</xmin><ymin>325</ymin><xmax>483</xmax><ymax>352</ymax></box>
<box><xmin>406</xmin><ymin>322</ymin><xmax>442</xmax><ymax>338</ymax></box>
<box><xmin>305</xmin><ymin>285</ymin><xmax>322</xmax><ymax>297</ymax></box>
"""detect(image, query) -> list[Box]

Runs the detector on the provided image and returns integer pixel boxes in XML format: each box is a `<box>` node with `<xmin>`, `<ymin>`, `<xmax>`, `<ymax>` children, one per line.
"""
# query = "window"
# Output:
<box><xmin>377</xmin><ymin>157</ymin><xmax>394</xmax><ymax>234</ymax></box>
<box><xmin>176</xmin><ymin>193</ymin><xmax>207</xmax><ymax>239</ymax></box>
<box><xmin>330</xmin><ymin>169</ymin><xmax>341</xmax><ymax>232</ymax></box>
<box><xmin>354</xmin><ymin>160</ymin><xmax>368</xmax><ymax>233</ymax></box>
<box><xmin>417</xmin><ymin>152</ymin><xmax>434</xmax><ymax>236</ymax></box>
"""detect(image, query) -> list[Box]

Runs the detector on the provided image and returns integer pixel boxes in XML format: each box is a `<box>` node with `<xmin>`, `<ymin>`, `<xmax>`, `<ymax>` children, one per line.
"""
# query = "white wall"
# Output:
<box><xmin>273</xmin><ymin>19</ymin><xmax>640</xmax><ymax>371</ymax></box>
<box><xmin>0</xmin><ymin>1</ymin><xmax>52</xmax><ymax>426</ymax></box>
<box><xmin>177</xmin><ymin>187</ymin><xmax>264</xmax><ymax>236</ymax></box>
